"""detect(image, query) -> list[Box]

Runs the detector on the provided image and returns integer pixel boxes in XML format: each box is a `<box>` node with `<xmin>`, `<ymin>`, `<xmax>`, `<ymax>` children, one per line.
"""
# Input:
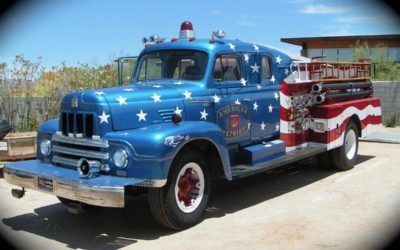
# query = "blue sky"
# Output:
<box><xmin>0</xmin><ymin>0</ymin><xmax>399</xmax><ymax>68</ymax></box>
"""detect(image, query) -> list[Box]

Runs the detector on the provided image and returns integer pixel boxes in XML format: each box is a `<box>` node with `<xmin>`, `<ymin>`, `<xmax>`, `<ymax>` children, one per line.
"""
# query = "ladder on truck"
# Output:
<box><xmin>291</xmin><ymin>60</ymin><xmax>371</xmax><ymax>83</ymax></box>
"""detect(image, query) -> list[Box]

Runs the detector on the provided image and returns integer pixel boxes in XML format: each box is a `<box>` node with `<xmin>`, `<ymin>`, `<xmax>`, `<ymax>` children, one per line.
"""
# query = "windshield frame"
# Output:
<box><xmin>133</xmin><ymin>49</ymin><xmax>209</xmax><ymax>83</ymax></box>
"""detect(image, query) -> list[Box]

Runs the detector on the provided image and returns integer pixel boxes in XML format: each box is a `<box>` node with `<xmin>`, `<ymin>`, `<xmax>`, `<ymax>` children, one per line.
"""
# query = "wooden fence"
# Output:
<box><xmin>0</xmin><ymin>96</ymin><xmax>60</xmax><ymax>132</ymax></box>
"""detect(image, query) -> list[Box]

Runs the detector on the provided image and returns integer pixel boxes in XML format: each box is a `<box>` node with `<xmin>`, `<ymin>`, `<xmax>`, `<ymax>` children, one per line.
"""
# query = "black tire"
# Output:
<box><xmin>316</xmin><ymin>151</ymin><xmax>334</xmax><ymax>169</ymax></box>
<box><xmin>329</xmin><ymin>121</ymin><xmax>359</xmax><ymax>171</ymax></box>
<box><xmin>148</xmin><ymin>150</ymin><xmax>211</xmax><ymax>230</ymax></box>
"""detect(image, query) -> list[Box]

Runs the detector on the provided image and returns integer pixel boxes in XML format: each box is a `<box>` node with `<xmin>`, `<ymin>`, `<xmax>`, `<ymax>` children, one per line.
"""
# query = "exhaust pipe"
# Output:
<box><xmin>77</xmin><ymin>158</ymin><xmax>101</xmax><ymax>177</ymax></box>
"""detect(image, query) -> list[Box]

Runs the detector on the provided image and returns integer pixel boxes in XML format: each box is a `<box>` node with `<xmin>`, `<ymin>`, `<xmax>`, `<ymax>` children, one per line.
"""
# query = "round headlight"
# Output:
<box><xmin>113</xmin><ymin>149</ymin><xmax>128</xmax><ymax>168</ymax></box>
<box><xmin>40</xmin><ymin>139</ymin><xmax>51</xmax><ymax>156</ymax></box>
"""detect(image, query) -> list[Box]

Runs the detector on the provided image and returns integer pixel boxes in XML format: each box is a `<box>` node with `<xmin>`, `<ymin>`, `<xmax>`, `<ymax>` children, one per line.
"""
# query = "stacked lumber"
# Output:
<box><xmin>0</xmin><ymin>132</ymin><xmax>37</xmax><ymax>161</ymax></box>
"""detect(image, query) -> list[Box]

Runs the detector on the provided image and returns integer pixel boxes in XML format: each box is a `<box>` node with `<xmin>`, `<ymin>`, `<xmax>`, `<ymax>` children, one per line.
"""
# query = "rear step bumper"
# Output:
<box><xmin>4</xmin><ymin>160</ymin><xmax>166</xmax><ymax>207</ymax></box>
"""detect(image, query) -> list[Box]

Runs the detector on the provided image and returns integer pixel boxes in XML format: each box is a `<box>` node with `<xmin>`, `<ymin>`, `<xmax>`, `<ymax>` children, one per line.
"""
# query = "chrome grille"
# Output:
<box><xmin>60</xmin><ymin>112</ymin><xmax>94</xmax><ymax>138</ymax></box>
<box><xmin>51</xmin><ymin>133</ymin><xmax>109</xmax><ymax>169</ymax></box>
<box><xmin>158</xmin><ymin>109</ymin><xmax>175</xmax><ymax>123</ymax></box>
<box><xmin>52</xmin><ymin>133</ymin><xmax>108</xmax><ymax>148</ymax></box>
<box><xmin>52</xmin><ymin>145</ymin><xmax>109</xmax><ymax>160</ymax></box>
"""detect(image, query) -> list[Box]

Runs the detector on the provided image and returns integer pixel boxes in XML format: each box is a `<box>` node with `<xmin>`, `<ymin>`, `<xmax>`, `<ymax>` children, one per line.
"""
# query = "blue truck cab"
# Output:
<box><xmin>4</xmin><ymin>21</ymin><xmax>379</xmax><ymax>229</ymax></box>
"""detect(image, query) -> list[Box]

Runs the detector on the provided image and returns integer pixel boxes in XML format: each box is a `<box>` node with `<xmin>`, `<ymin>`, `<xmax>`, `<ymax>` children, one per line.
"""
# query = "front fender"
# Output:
<box><xmin>38</xmin><ymin>118</ymin><xmax>59</xmax><ymax>134</ymax></box>
<box><xmin>106</xmin><ymin>121</ymin><xmax>232</xmax><ymax>180</ymax></box>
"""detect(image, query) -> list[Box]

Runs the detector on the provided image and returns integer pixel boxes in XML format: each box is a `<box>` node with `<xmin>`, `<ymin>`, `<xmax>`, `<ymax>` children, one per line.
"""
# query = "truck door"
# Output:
<box><xmin>116</xmin><ymin>56</ymin><xmax>137</xmax><ymax>85</ymax></box>
<box><xmin>211</xmin><ymin>54</ymin><xmax>251</xmax><ymax>146</ymax></box>
<box><xmin>247</xmin><ymin>53</ymin><xmax>280</xmax><ymax>141</ymax></box>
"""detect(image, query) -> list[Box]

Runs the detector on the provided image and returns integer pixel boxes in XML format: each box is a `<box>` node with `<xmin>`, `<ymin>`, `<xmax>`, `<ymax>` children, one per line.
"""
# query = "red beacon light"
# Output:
<box><xmin>179</xmin><ymin>21</ymin><xmax>196</xmax><ymax>40</ymax></box>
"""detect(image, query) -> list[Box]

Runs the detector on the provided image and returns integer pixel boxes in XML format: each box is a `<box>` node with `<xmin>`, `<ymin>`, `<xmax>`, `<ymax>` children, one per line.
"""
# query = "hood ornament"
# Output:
<box><xmin>71</xmin><ymin>96</ymin><xmax>78</xmax><ymax>108</ymax></box>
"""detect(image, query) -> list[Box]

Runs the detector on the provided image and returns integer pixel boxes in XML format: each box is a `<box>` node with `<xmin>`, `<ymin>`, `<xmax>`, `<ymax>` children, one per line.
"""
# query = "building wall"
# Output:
<box><xmin>303</xmin><ymin>38</ymin><xmax>400</xmax><ymax>49</ymax></box>
<box><xmin>284</xmin><ymin>36</ymin><xmax>400</xmax><ymax>62</ymax></box>
<box><xmin>304</xmin><ymin>47</ymin><xmax>400</xmax><ymax>62</ymax></box>
<box><xmin>373</xmin><ymin>81</ymin><xmax>400</xmax><ymax>125</ymax></box>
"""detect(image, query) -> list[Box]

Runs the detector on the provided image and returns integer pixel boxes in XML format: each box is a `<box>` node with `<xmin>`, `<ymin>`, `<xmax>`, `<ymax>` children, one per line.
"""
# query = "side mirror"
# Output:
<box><xmin>115</xmin><ymin>56</ymin><xmax>137</xmax><ymax>85</ymax></box>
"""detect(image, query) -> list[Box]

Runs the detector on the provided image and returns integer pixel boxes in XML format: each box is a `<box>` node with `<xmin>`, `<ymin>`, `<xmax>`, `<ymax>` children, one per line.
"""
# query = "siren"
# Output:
<box><xmin>142</xmin><ymin>34</ymin><xmax>165</xmax><ymax>47</ymax></box>
<box><xmin>179</xmin><ymin>21</ymin><xmax>196</xmax><ymax>40</ymax></box>
<box><xmin>210</xmin><ymin>29</ymin><xmax>226</xmax><ymax>43</ymax></box>
<box><xmin>213</xmin><ymin>29</ymin><xmax>226</xmax><ymax>39</ymax></box>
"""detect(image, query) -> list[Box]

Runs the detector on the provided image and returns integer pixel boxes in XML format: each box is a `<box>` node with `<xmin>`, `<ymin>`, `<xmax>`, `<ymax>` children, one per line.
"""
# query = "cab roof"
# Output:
<box><xmin>139</xmin><ymin>38</ymin><xmax>292</xmax><ymax>64</ymax></box>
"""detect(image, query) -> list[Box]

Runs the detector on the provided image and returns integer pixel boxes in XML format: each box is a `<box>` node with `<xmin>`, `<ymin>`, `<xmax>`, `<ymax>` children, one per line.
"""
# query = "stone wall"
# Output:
<box><xmin>373</xmin><ymin>81</ymin><xmax>400</xmax><ymax>125</ymax></box>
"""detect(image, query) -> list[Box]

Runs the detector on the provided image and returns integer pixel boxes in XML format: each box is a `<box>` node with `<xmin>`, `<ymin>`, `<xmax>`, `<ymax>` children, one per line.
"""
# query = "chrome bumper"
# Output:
<box><xmin>4</xmin><ymin>160</ymin><xmax>166</xmax><ymax>208</ymax></box>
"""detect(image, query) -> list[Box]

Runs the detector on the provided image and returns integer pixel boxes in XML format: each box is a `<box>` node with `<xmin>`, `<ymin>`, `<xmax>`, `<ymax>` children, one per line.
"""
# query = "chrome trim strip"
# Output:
<box><xmin>52</xmin><ymin>155</ymin><xmax>78</xmax><ymax>167</ymax></box>
<box><xmin>52</xmin><ymin>133</ymin><xmax>109</xmax><ymax>148</ymax></box>
<box><xmin>52</xmin><ymin>145</ymin><xmax>109</xmax><ymax>160</ymax></box>
<box><xmin>134</xmin><ymin>179</ymin><xmax>167</xmax><ymax>188</ymax></box>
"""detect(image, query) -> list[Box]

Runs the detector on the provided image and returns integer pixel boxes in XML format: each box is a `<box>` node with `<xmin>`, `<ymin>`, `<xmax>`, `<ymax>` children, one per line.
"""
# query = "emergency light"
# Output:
<box><xmin>179</xmin><ymin>21</ymin><xmax>196</xmax><ymax>40</ymax></box>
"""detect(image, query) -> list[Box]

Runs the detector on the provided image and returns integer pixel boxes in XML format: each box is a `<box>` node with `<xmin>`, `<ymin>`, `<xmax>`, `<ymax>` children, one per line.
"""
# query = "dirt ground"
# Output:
<box><xmin>383</xmin><ymin>126</ymin><xmax>400</xmax><ymax>134</ymax></box>
<box><xmin>0</xmin><ymin>141</ymin><xmax>400</xmax><ymax>249</ymax></box>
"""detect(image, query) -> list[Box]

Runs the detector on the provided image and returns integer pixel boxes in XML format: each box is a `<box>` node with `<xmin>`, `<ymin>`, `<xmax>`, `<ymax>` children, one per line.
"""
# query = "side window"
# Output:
<box><xmin>213</xmin><ymin>55</ymin><xmax>242</xmax><ymax>82</ymax></box>
<box><xmin>261</xmin><ymin>56</ymin><xmax>272</xmax><ymax>80</ymax></box>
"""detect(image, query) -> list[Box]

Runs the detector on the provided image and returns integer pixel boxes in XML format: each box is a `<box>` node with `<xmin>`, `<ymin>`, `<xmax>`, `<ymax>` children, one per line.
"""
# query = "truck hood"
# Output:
<box><xmin>87</xmin><ymin>83</ymin><xmax>186</xmax><ymax>131</ymax></box>
<box><xmin>61</xmin><ymin>81</ymin><xmax>207</xmax><ymax>135</ymax></box>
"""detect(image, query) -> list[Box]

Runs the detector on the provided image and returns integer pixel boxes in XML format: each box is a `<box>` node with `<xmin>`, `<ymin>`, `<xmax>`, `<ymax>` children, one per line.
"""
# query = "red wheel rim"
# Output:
<box><xmin>174</xmin><ymin>162</ymin><xmax>204</xmax><ymax>213</ymax></box>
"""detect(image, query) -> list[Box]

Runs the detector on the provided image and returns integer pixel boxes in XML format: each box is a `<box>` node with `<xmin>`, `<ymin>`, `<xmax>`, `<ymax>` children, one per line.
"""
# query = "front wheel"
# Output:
<box><xmin>330</xmin><ymin>121</ymin><xmax>359</xmax><ymax>171</ymax></box>
<box><xmin>148</xmin><ymin>151</ymin><xmax>210</xmax><ymax>230</ymax></box>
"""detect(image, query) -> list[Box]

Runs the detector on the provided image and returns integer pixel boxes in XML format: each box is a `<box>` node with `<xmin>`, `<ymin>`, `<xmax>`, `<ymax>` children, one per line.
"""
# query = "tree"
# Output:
<box><xmin>0</xmin><ymin>55</ymin><xmax>119</xmax><ymax>132</ymax></box>
<box><xmin>352</xmin><ymin>41</ymin><xmax>400</xmax><ymax>81</ymax></box>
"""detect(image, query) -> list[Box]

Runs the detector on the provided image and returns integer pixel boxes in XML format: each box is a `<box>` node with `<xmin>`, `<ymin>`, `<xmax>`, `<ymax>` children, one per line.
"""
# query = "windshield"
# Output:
<box><xmin>136</xmin><ymin>50</ymin><xmax>208</xmax><ymax>81</ymax></box>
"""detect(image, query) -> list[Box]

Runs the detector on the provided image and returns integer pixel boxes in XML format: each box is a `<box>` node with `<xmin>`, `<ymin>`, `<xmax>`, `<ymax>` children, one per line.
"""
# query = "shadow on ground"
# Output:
<box><xmin>1</xmin><ymin>154</ymin><xmax>375</xmax><ymax>249</ymax></box>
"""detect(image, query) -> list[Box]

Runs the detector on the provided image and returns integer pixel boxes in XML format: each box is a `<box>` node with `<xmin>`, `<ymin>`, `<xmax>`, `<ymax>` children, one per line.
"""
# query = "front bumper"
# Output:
<box><xmin>4</xmin><ymin>160</ymin><xmax>166</xmax><ymax>207</ymax></box>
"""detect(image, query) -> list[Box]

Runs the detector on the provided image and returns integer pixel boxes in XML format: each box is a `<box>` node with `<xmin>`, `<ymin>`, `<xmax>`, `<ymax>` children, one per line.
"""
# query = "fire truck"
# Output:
<box><xmin>4</xmin><ymin>21</ymin><xmax>382</xmax><ymax>230</ymax></box>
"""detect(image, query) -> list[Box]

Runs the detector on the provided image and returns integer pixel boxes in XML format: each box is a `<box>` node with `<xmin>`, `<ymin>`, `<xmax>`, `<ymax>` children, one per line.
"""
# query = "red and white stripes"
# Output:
<box><xmin>279</xmin><ymin>76</ymin><xmax>382</xmax><ymax>152</ymax></box>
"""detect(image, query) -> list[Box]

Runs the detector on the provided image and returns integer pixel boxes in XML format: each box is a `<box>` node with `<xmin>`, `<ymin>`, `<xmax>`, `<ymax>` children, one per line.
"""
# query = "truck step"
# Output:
<box><xmin>241</xmin><ymin>140</ymin><xmax>286</xmax><ymax>165</ymax></box>
<box><xmin>231</xmin><ymin>145</ymin><xmax>326</xmax><ymax>179</ymax></box>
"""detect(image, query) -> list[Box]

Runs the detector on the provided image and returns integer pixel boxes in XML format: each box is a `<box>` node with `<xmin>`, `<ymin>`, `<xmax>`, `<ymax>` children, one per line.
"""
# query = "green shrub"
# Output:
<box><xmin>17</xmin><ymin>115</ymin><xmax>40</xmax><ymax>132</ymax></box>
<box><xmin>386</xmin><ymin>112</ymin><xmax>399</xmax><ymax>127</ymax></box>
<box><xmin>0</xmin><ymin>55</ymin><xmax>120</xmax><ymax>132</ymax></box>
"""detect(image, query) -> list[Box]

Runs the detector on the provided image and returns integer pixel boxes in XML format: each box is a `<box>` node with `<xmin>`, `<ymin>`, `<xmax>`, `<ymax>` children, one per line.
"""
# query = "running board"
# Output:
<box><xmin>231</xmin><ymin>146</ymin><xmax>326</xmax><ymax>179</ymax></box>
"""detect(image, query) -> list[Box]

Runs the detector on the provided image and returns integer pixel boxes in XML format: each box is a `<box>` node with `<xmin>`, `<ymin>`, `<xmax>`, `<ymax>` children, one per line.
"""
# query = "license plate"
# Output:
<box><xmin>38</xmin><ymin>177</ymin><xmax>53</xmax><ymax>192</ymax></box>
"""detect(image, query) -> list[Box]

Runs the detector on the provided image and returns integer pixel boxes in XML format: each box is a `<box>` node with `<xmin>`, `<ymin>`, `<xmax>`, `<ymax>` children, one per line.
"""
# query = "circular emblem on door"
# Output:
<box><xmin>217</xmin><ymin>104</ymin><xmax>249</xmax><ymax>139</ymax></box>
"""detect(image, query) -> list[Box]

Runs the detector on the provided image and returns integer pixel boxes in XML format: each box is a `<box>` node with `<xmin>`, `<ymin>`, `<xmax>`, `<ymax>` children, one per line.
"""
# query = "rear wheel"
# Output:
<box><xmin>148</xmin><ymin>151</ymin><xmax>210</xmax><ymax>230</ymax></box>
<box><xmin>330</xmin><ymin>121</ymin><xmax>359</xmax><ymax>171</ymax></box>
